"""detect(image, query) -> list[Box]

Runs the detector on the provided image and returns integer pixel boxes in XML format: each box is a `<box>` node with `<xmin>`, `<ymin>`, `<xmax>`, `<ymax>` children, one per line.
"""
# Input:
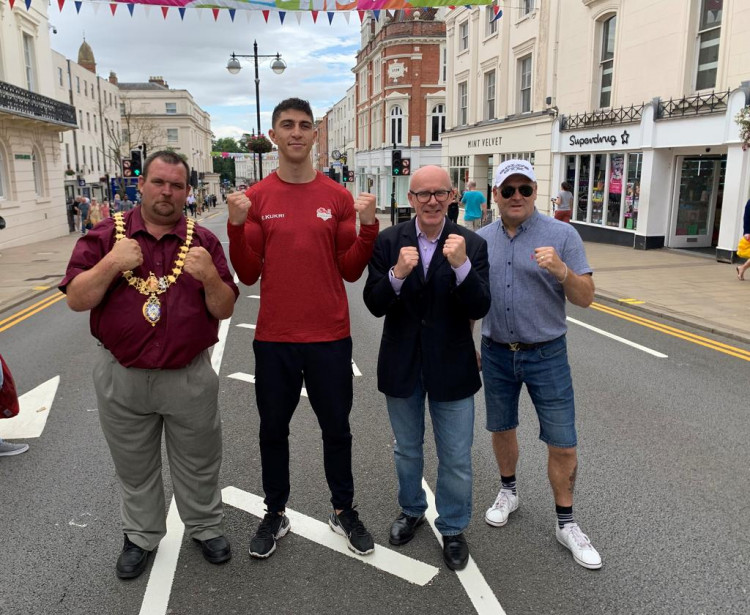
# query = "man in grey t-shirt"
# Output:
<box><xmin>476</xmin><ymin>159</ymin><xmax>602</xmax><ymax>570</ymax></box>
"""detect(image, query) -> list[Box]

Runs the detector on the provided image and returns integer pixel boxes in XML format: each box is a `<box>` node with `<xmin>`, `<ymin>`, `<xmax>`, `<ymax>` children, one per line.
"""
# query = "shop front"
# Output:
<box><xmin>553</xmin><ymin>88</ymin><xmax>749</xmax><ymax>259</ymax></box>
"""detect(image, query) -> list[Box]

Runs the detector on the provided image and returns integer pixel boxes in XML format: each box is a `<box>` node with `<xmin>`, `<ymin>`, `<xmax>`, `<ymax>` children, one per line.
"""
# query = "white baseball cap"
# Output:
<box><xmin>493</xmin><ymin>159</ymin><xmax>537</xmax><ymax>187</ymax></box>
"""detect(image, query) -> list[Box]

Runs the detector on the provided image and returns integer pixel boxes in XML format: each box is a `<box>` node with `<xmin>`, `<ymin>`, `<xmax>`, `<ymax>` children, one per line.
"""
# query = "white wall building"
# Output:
<box><xmin>327</xmin><ymin>85</ymin><xmax>357</xmax><ymax>193</ymax></box>
<box><xmin>0</xmin><ymin>0</ymin><xmax>77</xmax><ymax>248</ymax></box>
<box><xmin>51</xmin><ymin>42</ymin><xmax>121</xmax><ymax>207</ymax></box>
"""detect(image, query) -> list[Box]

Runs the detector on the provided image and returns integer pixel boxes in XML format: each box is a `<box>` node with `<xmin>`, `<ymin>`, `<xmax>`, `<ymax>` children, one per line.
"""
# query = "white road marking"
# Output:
<box><xmin>351</xmin><ymin>360</ymin><xmax>362</xmax><ymax>376</ymax></box>
<box><xmin>227</xmin><ymin>372</ymin><xmax>309</xmax><ymax>397</ymax></box>
<box><xmin>422</xmin><ymin>479</ymin><xmax>505</xmax><ymax>615</ymax></box>
<box><xmin>211</xmin><ymin>317</ymin><xmax>232</xmax><ymax>375</ymax></box>
<box><xmin>222</xmin><ymin>486</ymin><xmax>439</xmax><ymax>586</ymax></box>
<box><xmin>248</xmin><ymin>295</ymin><xmax>261</xmax><ymax>299</ymax></box>
<box><xmin>236</xmin><ymin>323</ymin><xmax>256</xmax><ymax>329</ymax></box>
<box><xmin>138</xmin><ymin>499</ymin><xmax>185</xmax><ymax>615</ymax></box>
<box><xmin>0</xmin><ymin>375</ymin><xmax>59</xmax><ymax>439</ymax></box>
<box><xmin>567</xmin><ymin>317</ymin><xmax>668</xmax><ymax>358</ymax></box>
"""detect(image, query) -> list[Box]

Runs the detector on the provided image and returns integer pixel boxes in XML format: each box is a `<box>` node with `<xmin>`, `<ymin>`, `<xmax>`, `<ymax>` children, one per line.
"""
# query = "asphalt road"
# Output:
<box><xmin>1</xmin><ymin>212</ymin><xmax>748</xmax><ymax>615</ymax></box>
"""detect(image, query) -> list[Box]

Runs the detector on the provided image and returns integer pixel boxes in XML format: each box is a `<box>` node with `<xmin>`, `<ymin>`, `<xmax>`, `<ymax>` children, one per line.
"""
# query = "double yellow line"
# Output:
<box><xmin>591</xmin><ymin>301</ymin><xmax>750</xmax><ymax>362</ymax></box>
<box><xmin>0</xmin><ymin>292</ymin><xmax>66</xmax><ymax>333</ymax></box>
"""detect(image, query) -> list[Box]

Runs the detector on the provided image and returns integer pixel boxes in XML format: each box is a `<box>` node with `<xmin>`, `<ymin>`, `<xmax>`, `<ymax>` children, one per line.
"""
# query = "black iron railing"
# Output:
<box><xmin>0</xmin><ymin>80</ymin><xmax>77</xmax><ymax>127</ymax></box>
<box><xmin>656</xmin><ymin>90</ymin><xmax>729</xmax><ymax>119</ymax></box>
<box><xmin>561</xmin><ymin>104</ymin><xmax>645</xmax><ymax>131</ymax></box>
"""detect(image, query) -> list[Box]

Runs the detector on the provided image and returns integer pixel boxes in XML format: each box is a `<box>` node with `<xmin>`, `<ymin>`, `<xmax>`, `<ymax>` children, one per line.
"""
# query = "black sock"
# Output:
<box><xmin>500</xmin><ymin>474</ymin><xmax>517</xmax><ymax>496</ymax></box>
<box><xmin>556</xmin><ymin>505</ymin><xmax>574</xmax><ymax>529</ymax></box>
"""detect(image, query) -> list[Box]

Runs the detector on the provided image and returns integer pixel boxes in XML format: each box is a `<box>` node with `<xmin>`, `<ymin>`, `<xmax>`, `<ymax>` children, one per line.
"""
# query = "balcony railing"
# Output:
<box><xmin>656</xmin><ymin>90</ymin><xmax>730</xmax><ymax>119</ymax></box>
<box><xmin>0</xmin><ymin>80</ymin><xmax>77</xmax><ymax>128</ymax></box>
<box><xmin>560</xmin><ymin>104</ymin><xmax>645</xmax><ymax>131</ymax></box>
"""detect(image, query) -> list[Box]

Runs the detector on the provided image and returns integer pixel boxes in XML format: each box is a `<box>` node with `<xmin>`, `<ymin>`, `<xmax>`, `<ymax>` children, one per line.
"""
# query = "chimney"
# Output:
<box><xmin>108</xmin><ymin>71</ymin><xmax>118</xmax><ymax>85</ymax></box>
<box><xmin>148</xmin><ymin>76</ymin><xmax>168</xmax><ymax>88</ymax></box>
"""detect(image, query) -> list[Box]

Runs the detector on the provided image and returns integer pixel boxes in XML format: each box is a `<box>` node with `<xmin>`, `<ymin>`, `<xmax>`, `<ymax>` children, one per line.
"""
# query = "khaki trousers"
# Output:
<box><xmin>94</xmin><ymin>346</ymin><xmax>224</xmax><ymax>550</ymax></box>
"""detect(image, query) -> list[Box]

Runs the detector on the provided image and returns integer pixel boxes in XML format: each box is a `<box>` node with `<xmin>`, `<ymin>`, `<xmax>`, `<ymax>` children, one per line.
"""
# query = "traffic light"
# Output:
<box><xmin>130</xmin><ymin>149</ymin><xmax>143</xmax><ymax>177</ymax></box>
<box><xmin>342</xmin><ymin>165</ymin><xmax>349</xmax><ymax>182</ymax></box>
<box><xmin>401</xmin><ymin>158</ymin><xmax>411</xmax><ymax>176</ymax></box>
<box><xmin>391</xmin><ymin>149</ymin><xmax>403</xmax><ymax>176</ymax></box>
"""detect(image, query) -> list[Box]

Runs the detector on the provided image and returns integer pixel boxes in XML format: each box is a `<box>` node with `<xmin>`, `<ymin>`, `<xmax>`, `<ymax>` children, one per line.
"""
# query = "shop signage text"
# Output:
<box><xmin>569</xmin><ymin>130</ymin><xmax>630</xmax><ymax>148</ymax></box>
<box><xmin>467</xmin><ymin>136</ymin><xmax>503</xmax><ymax>149</ymax></box>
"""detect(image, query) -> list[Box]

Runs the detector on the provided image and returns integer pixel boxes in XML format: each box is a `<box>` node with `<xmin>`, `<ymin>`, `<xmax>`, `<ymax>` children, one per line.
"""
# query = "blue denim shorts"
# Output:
<box><xmin>481</xmin><ymin>335</ymin><xmax>577</xmax><ymax>448</ymax></box>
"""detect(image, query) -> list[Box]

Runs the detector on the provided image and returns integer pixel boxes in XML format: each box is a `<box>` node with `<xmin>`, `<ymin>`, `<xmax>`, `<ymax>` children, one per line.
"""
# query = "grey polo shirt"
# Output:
<box><xmin>477</xmin><ymin>209</ymin><xmax>592</xmax><ymax>344</ymax></box>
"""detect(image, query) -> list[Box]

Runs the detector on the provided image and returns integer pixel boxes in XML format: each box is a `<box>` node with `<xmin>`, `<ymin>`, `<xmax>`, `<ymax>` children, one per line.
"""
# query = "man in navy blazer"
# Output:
<box><xmin>363</xmin><ymin>165</ymin><xmax>490</xmax><ymax>571</ymax></box>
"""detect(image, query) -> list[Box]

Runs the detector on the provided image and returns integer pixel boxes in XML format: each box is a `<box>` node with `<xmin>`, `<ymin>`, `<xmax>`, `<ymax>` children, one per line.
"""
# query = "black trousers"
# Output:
<box><xmin>253</xmin><ymin>338</ymin><xmax>354</xmax><ymax>512</ymax></box>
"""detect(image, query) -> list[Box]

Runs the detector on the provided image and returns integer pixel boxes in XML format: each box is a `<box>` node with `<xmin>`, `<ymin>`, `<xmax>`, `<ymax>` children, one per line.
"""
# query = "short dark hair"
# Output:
<box><xmin>271</xmin><ymin>98</ymin><xmax>314</xmax><ymax>128</ymax></box>
<box><xmin>142</xmin><ymin>150</ymin><xmax>191</xmax><ymax>185</ymax></box>
<box><xmin>561</xmin><ymin>181</ymin><xmax>573</xmax><ymax>192</ymax></box>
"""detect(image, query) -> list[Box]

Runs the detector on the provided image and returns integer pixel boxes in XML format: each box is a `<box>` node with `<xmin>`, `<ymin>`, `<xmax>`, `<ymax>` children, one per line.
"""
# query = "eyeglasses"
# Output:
<box><xmin>499</xmin><ymin>184</ymin><xmax>534</xmax><ymax>199</ymax></box>
<box><xmin>409</xmin><ymin>190</ymin><xmax>452</xmax><ymax>204</ymax></box>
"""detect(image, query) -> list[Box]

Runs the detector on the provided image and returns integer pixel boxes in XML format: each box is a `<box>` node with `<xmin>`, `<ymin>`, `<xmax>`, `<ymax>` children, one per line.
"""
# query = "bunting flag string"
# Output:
<box><xmin>161</xmin><ymin>6</ymin><xmax>168</xmax><ymax>18</ymax></box>
<box><xmin>178</xmin><ymin>6</ymin><xmax>185</xmax><ymax>18</ymax></box>
<box><xmin>74</xmin><ymin>1</ymin><xmax>83</xmax><ymax>11</ymax></box>
<box><xmin>127</xmin><ymin>2</ymin><xmax>135</xmax><ymax>15</ymax></box>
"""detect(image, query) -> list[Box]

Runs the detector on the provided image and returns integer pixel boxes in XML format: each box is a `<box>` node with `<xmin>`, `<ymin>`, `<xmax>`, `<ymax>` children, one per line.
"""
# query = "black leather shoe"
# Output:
<box><xmin>194</xmin><ymin>535</ymin><xmax>232</xmax><ymax>564</ymax></box>
<box><xmin>442</xmin><ymin>533</ymin><xmax>469</xmax><ymax>571</ymax></box>
<box><xmin>389</xmin><ymin>512</ymin><xmax>426</xmax><ymax>546</ymax></box>
<box><xmin>116</xmin><ymin>535</ymin><xmax>149</xmax><ymax>580</ymax></box>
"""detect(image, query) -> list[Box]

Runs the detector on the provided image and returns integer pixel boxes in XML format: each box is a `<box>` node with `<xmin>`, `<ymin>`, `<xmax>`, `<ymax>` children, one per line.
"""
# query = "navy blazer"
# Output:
<box><xmin>363</xmin><ymin>218</ymin><xmax>491</xmax><ymax>401</ymax></box>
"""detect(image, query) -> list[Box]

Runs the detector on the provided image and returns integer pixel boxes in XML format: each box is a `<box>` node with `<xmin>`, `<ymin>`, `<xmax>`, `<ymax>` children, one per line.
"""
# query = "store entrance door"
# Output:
<box><xmin>668</xmin><ymin>156</ymin><xmax>725</xmax><ymax>248</ymax></box>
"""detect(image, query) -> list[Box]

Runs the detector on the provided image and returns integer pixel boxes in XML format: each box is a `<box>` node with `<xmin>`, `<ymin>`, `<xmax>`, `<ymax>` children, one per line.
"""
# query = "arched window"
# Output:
<box><xmin>430</xmin><ymin>104</ymin><xmax>446</xmax><ymax>143</ymax></box>
<box><xmin>31</xmin><ymin>146</ymin><xmax>44</xmax><ymax>197</ymax></box>
<box><xmin>390</xmin><ymin>106</ymin><xmax>403</xmax><ymax>146</ymax></box>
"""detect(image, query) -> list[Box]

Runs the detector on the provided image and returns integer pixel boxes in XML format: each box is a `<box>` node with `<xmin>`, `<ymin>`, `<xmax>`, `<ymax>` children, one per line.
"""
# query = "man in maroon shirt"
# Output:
<box><xmin>60</xmin><ymin>151</ymin><xmax>239</xmax><ymax>580</ymax></box>
<box><xmin>227</xmin><ymin>98</ymin><xmax>378</xmax><ymax>559</ymax></box>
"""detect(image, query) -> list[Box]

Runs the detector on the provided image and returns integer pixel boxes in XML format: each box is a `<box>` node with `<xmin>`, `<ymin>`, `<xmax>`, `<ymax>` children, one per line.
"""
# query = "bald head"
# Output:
<box><xmin>410</xmin><ymin>165</ymin><xmax>451</xmax><ymax>191</ymax></box>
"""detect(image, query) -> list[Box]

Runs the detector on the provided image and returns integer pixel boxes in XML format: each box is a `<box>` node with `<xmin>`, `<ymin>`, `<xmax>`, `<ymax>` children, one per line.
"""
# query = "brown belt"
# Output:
<box><xmin>483</xmin><ymin>336</ymin><xmax>562</xmax><ymax>352</ymax></box>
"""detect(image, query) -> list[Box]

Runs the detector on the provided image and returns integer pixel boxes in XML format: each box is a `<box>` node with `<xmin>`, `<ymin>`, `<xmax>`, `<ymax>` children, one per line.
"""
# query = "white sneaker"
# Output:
<box><xmin>556</xmin><ymin>522</ymin><xmax>602</xmax><ymax>569</ymax></box>
<box><xmin>484</xmin><ymin>489</ymin><xmax>518</xmax><ymax>527</ymax></box>
<box><xmin>0</xmin><ymin>441</ymin><xmax>29</xmax><ymax>456</ymax></box>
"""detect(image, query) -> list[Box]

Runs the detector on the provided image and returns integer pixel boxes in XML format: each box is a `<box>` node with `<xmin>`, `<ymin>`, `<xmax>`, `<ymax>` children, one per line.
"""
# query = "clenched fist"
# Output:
<box><xmin>183</xmin><ymin>246</ymin><xmax>217</xmax><ymax>283</ymax></box>
<box><xmin>227</xmin><ymin>191</ymin><xmax>252</xmax><ymax>226</ymax></box>
<box><xmin>393</xmin><ymin>246</ymin><xmax>419</xmax><ymax>280</ymax></box>
<box><xmin>442</xmin><ymin>233</ymin><xmax>467</xmax><ymax>268</ymax></box>
<box><xmin>107</xmin><ymin>238</ymin><xmax>142</xmax><ymax>272</ymax></box>
<box><xmin>354</xmin><ymin>193</ymin><xmax>377</xmax><ymax>225</ymax></box>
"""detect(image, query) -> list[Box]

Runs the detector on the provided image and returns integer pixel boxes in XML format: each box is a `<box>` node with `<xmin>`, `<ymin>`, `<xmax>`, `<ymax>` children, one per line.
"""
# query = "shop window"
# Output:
<box><xmin>576</xmin><ymin>155</ymin><xmax>591</xmax><ymax>222</ymax></box>
<box><xmin>591</xmin><ymin>154</ymin><xmax>607</xmax><ymax>225</ymax></box>
<box><xmin>607</xmin><ymin>153</ymin><xmax>624</xmax><ymax>227</ymax></box>
<box><xmin>625</xmin><ymin>153</ymin><xmax>642</xmax><ymax>230</ymax></box>
<box><xmin>695</xmin><ymin>0</ymin><xmax>722</xmax><ymax>91</ymax></box>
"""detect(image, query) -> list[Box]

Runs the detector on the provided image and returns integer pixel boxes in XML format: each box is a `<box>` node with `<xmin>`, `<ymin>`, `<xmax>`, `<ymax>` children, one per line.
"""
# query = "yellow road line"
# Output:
<box><xmin>0</xmin><ymin>292</ymin><xmax>66</xmax><ymax>333</ymax></box>
<box><xmin>591</xmin><ymin>301</ymin><xmax>750</xmax><ymax>361</ymax></box>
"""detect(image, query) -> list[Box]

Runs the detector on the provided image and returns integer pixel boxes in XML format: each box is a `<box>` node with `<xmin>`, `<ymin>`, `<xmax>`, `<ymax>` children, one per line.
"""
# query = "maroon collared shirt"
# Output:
<box><xmin>60</xmin><ymin>208</ymin><xmax>239</xmax><ymax>369</ymax></box>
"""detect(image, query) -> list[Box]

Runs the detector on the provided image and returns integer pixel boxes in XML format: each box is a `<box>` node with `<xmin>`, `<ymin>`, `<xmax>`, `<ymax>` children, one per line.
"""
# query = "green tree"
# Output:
<box><xmin>212</xmin><ymin>137</ymin><xmax>247</xmax><ymax>186</ymax></box>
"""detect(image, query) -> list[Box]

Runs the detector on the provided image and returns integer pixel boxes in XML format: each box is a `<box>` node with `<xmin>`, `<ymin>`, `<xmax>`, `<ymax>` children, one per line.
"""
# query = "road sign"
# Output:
<box><xmin>401</xmin><ymin>158</ymin><xmax>411</xmax><ymax>176</ymax></box>
<box><xmin>122</xmin><ymin>158</ymin><xmax>133</xmax><ymax>178</ymax></box>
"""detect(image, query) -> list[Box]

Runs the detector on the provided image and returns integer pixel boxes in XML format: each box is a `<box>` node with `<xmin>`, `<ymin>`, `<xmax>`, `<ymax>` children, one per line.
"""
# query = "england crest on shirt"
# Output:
<box><xmin>316</xmin><ymin>207</ymin><xmax>332</xmax><ymax>221</ymax></box>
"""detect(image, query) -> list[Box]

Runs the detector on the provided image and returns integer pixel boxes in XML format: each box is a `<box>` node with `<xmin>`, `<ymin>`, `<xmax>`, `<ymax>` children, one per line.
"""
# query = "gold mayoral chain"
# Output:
<box><xmin>113</xmin><ymin>212</ymin><xmax>195</xmax><ymax>327</ymax></box>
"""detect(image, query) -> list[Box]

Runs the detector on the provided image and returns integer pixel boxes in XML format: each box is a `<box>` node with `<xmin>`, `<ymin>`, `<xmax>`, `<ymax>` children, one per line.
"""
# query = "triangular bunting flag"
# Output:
<box><xmin>372</xmin><ymin>9</ymin><xmax>380</xmax><ymax>20</ymax></box>
<box><xmin>326</xmin><ymin>11</ymin><xmax>334</xmax><ymax>24</ymax></box>
<box><xmin>92</xmin><ymin>1</ymin><xmax>99</xmax><ymax>14</ymax></box>
<box><xmin>109</xmin><ymin>3</ymin><xmax>117</xmax><ymax>16</ymax></box>
<box><xmin>311</xmin><ymin>10</ymin><xmax>318</xmax><ymax>23</ymax></box>
<box><xmin>127</xmin><ymin>3</ymin><xmax>134</xmax><ymax>16</ymax></box>
<box><xmin>212</xmin><ymin>8</ymin><xmax>219</xmax><ymax>20</ymax></box>
<box><xmin>178</xmin><ymin>7</ymin><xmax>185</xmax><ymax>20</ymax></box>
<box><xmin>24</xmin><ymin>0</ymin><xmax>31</xmax><ymax>9</ymax></box>
<box><xmin>143</xmin><ymin>5</ymin><xmax>151</xmax><ymax>17</ymax></box>
<box><xmin>229</xmin><ymin>8</ymin><xmax>236</xmax><ymax>21</ymax></box>
<box><xmin>278</xmin><ymin>10</ymin><xmax>285</xmax><ymax>24</ymax></box>
<box><xmin>74</xmin><ymin>1</ymin><xmax>82</xmax><ymax>13</ymax></box>
<box><xmin>343</xmin><ymin>11</ymin><xmax>350</xmax><ymax>23</ymax></box>
<box><xmin>57</xmin><ymin>0</ymin><xmax>65</xmax><ymax>11</ymax></box>
<box><xmin>294</xmin><ymin>11</ymin><xmax>302</xmax><ymax>24</ymax></box>
<box><xmin>8</xmin><ymin>0</ymin><xmax>15</xmax><ymax>9</ymax></box>
<box><xmin>245</xmin><ymin>10</ymin><xmax>252</xmax><ymax>22</ymax></box>
<box><xmin>262</xmin><ymin>10</ymin><xmax>269</xmax><ymax>22</ymax></box>
<box><xmin>161</xmin><ymin>6</ymin><xmax>168</xmax><ymax>19</ymax></box>
<box><xmin>490</xmin><ymin>7</ymin><xmax>502</xmax><ymax>21</ymax></box>
<box><xmin>358</xmin><ymin>10</ymin><xmax>365</xmax><ymax>23</ymax></box>
<box><xmin>404</xmin><ymin>8</ymin><xmax>412</xmax><ymax>16</ymax></box>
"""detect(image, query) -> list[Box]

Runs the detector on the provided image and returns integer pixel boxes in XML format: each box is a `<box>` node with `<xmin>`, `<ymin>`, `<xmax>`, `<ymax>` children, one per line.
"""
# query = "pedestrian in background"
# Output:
<box><xmin>60</xmin><ymin>151</ymin><xmax>238</xmax><ymax>580</ymax></box>
<box><xmin>461</xmin><ymin>180</ymin><xmax>486</xmax><ymax>230</ymax></box>
<box><xmin>447</xmin><ymin>189</ymin><xmax>460</xmax><ymax>224</ymax></box>
<box><xmin>66</xmin><ymin>196</ymin><xmax>76</xmax><ymax>233</ymax></box>
<box><xmin>87</xmin><ymin>198</ymin><xmax>102</xmax><ymax>229</ymax></box>
<box><xmin>554</xmin><ymin>181</ymin><xmax>574</xmax><ymax>223</ymax></box>
<box><xmin>735</xmin><ymin>198</ymin><xmax>750</xmax><ymax>281</ymax></box>
<box><xmin>477</xmin><ymin>159</ymin><xmax>602</xmax><ymax>570</ymax></box>
<box><xmin>364</xmin><ymin>165</ymin><xmax>490</xmax><ymax>571</ymax></box>
<box><xmin>77</xmin><ymin>197</ymin><xmax>90</xmax><ymax>234</ymax></box>
<box><xmin>227</xmin><ymin>97</ymin><xmax>379</xmax><ymax>560</ymax></box>
<box><xmin>0</xmin><ymin>353</ymin><xmax>29</xmax><ymax>456</ymax></box>
<box><xmin>100</xmin><ymin>199</ymin><xmax>111</xmax><ymax>219</ymax></box>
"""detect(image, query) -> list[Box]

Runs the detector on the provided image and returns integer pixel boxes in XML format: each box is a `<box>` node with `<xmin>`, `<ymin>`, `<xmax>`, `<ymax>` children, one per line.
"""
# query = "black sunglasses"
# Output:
<box><xmin>499</xmin><ymin>184</ymin><xmax>534</xmax><ymax>199</ymax></box>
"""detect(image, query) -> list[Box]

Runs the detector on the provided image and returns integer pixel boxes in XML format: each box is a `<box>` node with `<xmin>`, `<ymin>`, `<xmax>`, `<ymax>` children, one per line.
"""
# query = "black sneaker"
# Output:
<box><xmin>328</xmin><ymin>508</ymin><xmax>375</xmax><ymax>555</ymax></box>
<box><xmin>249</xmin><ymin>511</ymin><xmax>290</xmax><ymax>559</ymax></box>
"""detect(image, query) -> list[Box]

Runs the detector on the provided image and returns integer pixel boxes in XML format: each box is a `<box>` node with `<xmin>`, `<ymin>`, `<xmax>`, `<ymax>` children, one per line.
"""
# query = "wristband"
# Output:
<box><xmin>557</xmin><ymin>264</ymin><xmax>568</xmax><ymax>284</ymax></box>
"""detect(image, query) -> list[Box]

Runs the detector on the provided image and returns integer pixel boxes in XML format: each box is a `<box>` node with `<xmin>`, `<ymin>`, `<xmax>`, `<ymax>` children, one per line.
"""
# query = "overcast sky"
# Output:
<box><xmin>49</xmin><ymin>3</ymin><xmax>362</xmax><ymax>144</ymax></box>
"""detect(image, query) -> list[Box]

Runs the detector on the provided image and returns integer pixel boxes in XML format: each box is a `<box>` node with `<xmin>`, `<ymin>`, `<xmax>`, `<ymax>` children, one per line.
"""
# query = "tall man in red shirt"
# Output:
<box><xmin>61</xmin><ymin>151</ymin><xmax>239</xmax><ymax>580</ymax></box>
<box><xmin>227</xmin><ymin>98</ymin><xmax>379</xmax><ymax>558</ymax></box>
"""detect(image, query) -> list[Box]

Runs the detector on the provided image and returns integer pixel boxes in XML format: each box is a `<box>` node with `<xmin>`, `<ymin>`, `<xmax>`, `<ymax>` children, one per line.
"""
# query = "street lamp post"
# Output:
<box><xmin>227</xmin><ymin>41</ymin><xmax>286</xmax><ymax>180</ymax></box>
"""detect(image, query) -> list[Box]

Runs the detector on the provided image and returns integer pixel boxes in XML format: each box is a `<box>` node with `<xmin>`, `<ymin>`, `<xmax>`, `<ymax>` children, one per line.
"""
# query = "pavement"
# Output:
<box><xmin>1</xmin><ymin>208</ymin><xmax>748</xmax><ymax>343</ymax></box>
